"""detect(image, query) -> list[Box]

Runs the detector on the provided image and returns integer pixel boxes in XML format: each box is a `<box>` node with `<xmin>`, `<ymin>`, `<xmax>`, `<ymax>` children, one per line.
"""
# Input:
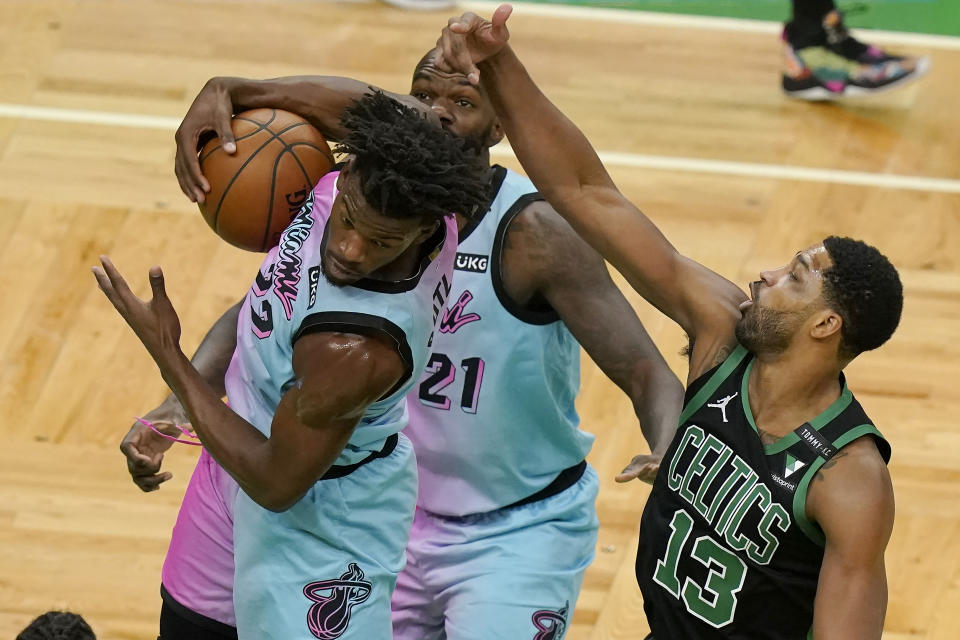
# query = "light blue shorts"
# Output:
<box><xmin>391</xmin><ymin>464</ymin><xmax>599</xmax><ymax>640</ymax></box>
<box><xmin>234</xmin><ymin>433</ymin><xmax>418</xmax><ymax>640</ymax></box>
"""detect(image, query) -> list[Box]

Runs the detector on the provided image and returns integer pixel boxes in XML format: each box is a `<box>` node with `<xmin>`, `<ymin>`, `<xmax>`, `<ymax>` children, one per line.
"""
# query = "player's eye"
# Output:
<box><xmin>412</xmin><ymin>92</ymin><xmax>431</xmax><ymax>102</ymax></box>
<box><xmin>372</xmin><ymin>239</ymin><xmax>388</xmax><ymax>249</ymax></box>
<box><xmin>342</xmin><ymin>216</ymin><xmax>353</xmax><ymax>229</ymax></box>
<box><xmin>456</xmin><ymin>99</ymin><xmax>474</xmax><ymax>108</ymax></box>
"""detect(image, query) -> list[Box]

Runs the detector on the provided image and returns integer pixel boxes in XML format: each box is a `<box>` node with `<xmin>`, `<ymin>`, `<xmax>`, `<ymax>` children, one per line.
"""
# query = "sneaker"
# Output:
<box><xmin>781</xmin><ymin>10</ymin><xmax>930</xmax><ymax>100</ymax></box>
<box><xmin>381</xmin><ymin>0</ymin><xmax>456</xmax><ymax>9</ymax></box>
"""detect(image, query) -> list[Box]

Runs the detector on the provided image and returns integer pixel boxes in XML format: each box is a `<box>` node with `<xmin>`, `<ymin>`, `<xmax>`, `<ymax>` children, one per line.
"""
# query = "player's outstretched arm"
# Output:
<box><xmin>119</xmin><ymin>299</ymin><xmax>241</xmax><ymax>492</ymax></box>
<box><xmin>807</xmin><ymin>437</ymin><xmax>894</xmax><ymax>639</ymax></box>
<box><xmin>175</xmin><ymin>76</ymin><xmax>425</xmax><ymax>203</ymax></box>
<box><xmin>93</xmin><ymin>257</ymin><xmax>403</xmax><ymax>512</ymax></box>
<box><xmin>437</xmin><ymin>8</ymin><xmax>747</xmax><ymax>379</ymax></box>
<box><xmin>503</xmin><ymin>201</ymin><xmax>684</xmax><ymax>482</ymax></box>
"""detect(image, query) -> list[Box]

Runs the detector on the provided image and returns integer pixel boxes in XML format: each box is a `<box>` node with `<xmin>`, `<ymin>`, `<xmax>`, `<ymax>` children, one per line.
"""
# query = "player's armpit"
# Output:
<box><xmin>807</xmin><ymin>437</ymin><xmax>894</xmax><ymax>640</ymax></box>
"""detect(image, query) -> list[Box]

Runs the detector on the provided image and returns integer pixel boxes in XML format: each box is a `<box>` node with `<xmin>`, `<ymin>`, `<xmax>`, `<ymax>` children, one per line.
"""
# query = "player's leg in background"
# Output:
<box><xmin>391</xmin><ymin>509</ymin><xmax>446</xmax><ymax>640</ymax></box>
<box><xmin>782</xmin><ymin>0</ymin><xmax>929</xmax><ymax>99</ymax></box>
<box><xmin>428</xmin><ymin>465</ymin><xmax>600</xmax><ymax>640</ymax></box>
<box><xmin>159</xmin><ymin>449</ymin><xmax>239</xmax><ymax>639</ymax></box>
<box><xmin>232</xmin><ymin>435</ymin><xmax>418</xmax><ymax>640</ymax></box>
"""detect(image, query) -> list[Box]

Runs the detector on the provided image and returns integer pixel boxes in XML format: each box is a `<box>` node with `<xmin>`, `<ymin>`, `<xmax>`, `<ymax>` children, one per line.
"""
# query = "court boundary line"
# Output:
<box><xmin>462</xmin><ymin>1</ymin><xmax>960</xmax><ymax>50</ymax></box>
<box><xmin>2</xmin><ymin>103</ymin><xmax>959</xmax><ymax>194</ymax></box>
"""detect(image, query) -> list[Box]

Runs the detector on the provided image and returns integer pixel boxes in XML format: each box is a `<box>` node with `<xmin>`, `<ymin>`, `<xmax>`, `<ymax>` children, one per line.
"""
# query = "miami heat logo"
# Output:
<box><xmin>531</xmin><ymin>602</ymin><xmax>569</xmax><ymax>640</ymax></box>
<box><xmin>303</xmin><ymin>563</ymin><xmax>372</xmax><ymax>639</ymax></box>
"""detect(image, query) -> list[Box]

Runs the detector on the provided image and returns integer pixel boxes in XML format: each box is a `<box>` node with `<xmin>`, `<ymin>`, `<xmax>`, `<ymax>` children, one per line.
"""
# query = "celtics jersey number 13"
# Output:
<box><xmin>636</xmin><ymin>345</ymin><xmax>890</xmax><ymax>639</ymax></box>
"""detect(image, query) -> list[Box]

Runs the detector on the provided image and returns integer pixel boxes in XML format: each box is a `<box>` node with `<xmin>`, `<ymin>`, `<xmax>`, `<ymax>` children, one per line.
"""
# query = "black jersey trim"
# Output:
<box><xmin>678</xmin><ymin>345</ymin><xmax>749</xmax><ymax>425</ymax></box>
<box><xmin>791</xmin><ymin>423</ymin><xmax>887</xmax><ymax>546</ymax></box>
<box><xmin>504</xmin><ymin>460</ymin><xmax>587</xmax><ymax>510</ymax></box>
<box><xmin>318</xmin><ymin>215</ymin><xmax>449</xmax><ymax>294</ymax></box>
<box><xmin>490</xmin><ymin>192</ymin><xmax>561</xmax><ymax>325</ymax></box>
<box><xmin>160</xmin><ymin>584</ymin><xmax>238</xmax><ymax>638</ymax></box>
<box><xmin>457</xmin><ymin>165</ymin><xmax>508</xmax><ymax>244</ymax></box>
<box><xmin>320</xmin><ymin>433</ymin><xmax>399</xmax><ymax>480</ymax></box>
<box><xmin>293</xmin><ymin>311</ymin><xmax>414</xmax><ymax>397</ymax></box>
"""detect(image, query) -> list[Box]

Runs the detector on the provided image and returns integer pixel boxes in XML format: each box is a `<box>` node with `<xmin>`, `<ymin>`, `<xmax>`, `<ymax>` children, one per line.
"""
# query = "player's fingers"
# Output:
<box><xmin>492</xmin><ymin>4</ymin><xmax>513</xmax><ymax>29</ymax></box>
<box><xmin>98</xmin><ymin>256</ymin><xmax>137</xmax><ymax>302</ymax></box>
<box><xmin>442</xmin><ymin>27</ymin><xmax>480</xmax><ymax>84</ymax></box>
<box><xmin>148</xmin><ymin>266</ymin><xmax>168</xmax><ymax>301</ymax></box>
<box><xmin>214</xmin><ymin>108</ymin><xmax>236</xmax><ymax>155</ymax></box>
<box><xmin>490</xmin><ymin>4</ymin><xmax>513</xmax><ymax>42</ymax></box>
<box><xmin>448</xmin><ymin>12</ymin><xmax>479</xmax><ymax>33</ymax></box>
<box><xmin>175</xmin><ymin>159</ymin><xmax>199</xmax><ymax>203</ymax></box>
<box><xmin>135</xmin><ymin>472</ymin><xmax>172</xmax><ymax>492</ymax></box>
<box><xmin>121</xmin><ymin>441</ymin><xmax>155</xmax><ymax>467</ymax></box>
<box><xmin>184</xmin><ymin>136</ymin><xmax>209</xmax><ymax>203</ymax></box>
<box><xmin>92</xmin><ymin>266</ymin><xmax>117</xmax><ymax>303</ymax></box>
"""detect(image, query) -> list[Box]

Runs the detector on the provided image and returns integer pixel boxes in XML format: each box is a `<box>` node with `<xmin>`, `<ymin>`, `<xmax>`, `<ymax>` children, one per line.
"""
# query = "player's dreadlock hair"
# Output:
<box><xmin>334</xmin><ymin>90</ymin><xmax>491</xmax><ymax>223</ymax></box>
<box><xmin>16</xmin><ymin>611</ymin><xmax>96</xmax><ymax>640</ymax></box>
<box><xmin>821</xmin><ymin>236</ymin><xmax>903</xmax><ymax>360</ymax></box>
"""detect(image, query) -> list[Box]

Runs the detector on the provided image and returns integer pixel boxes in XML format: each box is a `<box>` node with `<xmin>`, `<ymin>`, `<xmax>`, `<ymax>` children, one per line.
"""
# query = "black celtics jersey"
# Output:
<box><xmin>636</xmin><ymin>345</ymin><xmax>890</xmax><ymax>639</ymax></box>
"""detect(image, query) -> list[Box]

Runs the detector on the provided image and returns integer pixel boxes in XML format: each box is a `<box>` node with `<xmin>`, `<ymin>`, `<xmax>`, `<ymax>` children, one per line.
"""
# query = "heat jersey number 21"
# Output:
<box><xmin>418</xmin><ymin>353</ymin><xmax>485</xmax><ymax>413</ymax></box>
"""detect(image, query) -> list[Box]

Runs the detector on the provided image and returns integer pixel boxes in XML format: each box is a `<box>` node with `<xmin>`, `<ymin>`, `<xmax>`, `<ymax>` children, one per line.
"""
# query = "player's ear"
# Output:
<box><xmin>415</xmin><ymin>218</ymin><xmax>441</xmax><ymax>242</ymax></box>
<box><xmin>810</xmin><ymin>308</ymin><xmax>843</xmax><ymax>341</ymax></box>
<box><xmin>486</xmin><ymin>118</ymin><xmax>505</xmax><ymax>147</ymax></box>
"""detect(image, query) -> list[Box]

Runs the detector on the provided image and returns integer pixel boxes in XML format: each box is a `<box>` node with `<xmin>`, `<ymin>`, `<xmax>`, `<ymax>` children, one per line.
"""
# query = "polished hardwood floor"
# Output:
<box><xmin>1</xmin><ymin>1</ymin><xmax>958</xmax><ymax>638</ymax></box>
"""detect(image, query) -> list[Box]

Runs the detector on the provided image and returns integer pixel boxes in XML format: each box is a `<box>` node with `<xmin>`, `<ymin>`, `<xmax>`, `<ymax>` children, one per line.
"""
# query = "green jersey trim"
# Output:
<box><xmin>791</xmin><ymin>423</ymin><xmax>886</xmax><ymax>546</ymax></box>
<box><xmin>739</xmin><ymin>362</ymin><xmax>854</xmax><ymax>455</ymax></box>
<box><xmin>679</xmin><ymin>345</ymin><xmax>749</xmax><ymax>425</ymax></box>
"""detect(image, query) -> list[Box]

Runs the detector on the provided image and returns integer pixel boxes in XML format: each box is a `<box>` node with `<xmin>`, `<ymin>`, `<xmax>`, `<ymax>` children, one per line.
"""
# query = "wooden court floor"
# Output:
<box><xmin>1</xmin><ymin>1</ymin><xmax>958</xmax><ymax>638</ymax></box>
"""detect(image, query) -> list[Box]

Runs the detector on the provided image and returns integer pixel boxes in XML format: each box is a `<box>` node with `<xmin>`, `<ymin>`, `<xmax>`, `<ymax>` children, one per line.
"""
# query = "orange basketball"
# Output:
<box><xmin>198</xmin><ymin>108</ymin><xmax>335</xmax><ymax>252</ymax></box>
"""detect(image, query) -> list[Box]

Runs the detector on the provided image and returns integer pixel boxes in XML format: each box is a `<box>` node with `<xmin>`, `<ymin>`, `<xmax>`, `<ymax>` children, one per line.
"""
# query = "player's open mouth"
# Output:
<box><xmin>739</xmin><ymin>281</ymin><xmax>761</xmax><ymax>312</ymax></box>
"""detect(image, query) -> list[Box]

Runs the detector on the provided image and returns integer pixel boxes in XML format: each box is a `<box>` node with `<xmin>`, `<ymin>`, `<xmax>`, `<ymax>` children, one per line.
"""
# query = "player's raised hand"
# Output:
<box><xmin>175</xmin><ymin>78</ymin><xmax>236</xmax><ymax>204</ymax></box>
<box><xmin>616</xmin><ymin>452</ymin><xmax>662</xmax><ymax>484</ymax></box>
<box><xmin>436</xmin><ymin>4</ymin><xmax>513</xmax><ymax>85</ymax></box>
<box><xmin>92</xmin><ymin>257</ymin><xmax>183</xmax><ymax>370</ymax></box>
<box><xmin>120</xmin><ymin>398</ymin><xmax>189</xmax><ymax>492</ymax></box>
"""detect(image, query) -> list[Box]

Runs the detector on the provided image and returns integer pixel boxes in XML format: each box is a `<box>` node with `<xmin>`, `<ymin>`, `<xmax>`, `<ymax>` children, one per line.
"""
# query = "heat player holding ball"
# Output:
<box><xmin>435</xmin><ymin>6</ymin><xmax>902</xmax><ymax>639</ymax></box>
<box><xmin>125</xmin><ymin>49</ymin><xmax>685</xmax><ymax>640</ymax></box>
<box><xmin>95</xmin><ymin>92</ymin><xmax>490</xmax><ymax>640</ymax></box>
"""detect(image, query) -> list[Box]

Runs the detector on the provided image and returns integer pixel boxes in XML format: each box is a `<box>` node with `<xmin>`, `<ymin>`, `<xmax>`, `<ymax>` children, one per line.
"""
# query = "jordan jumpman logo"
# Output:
<box><xmin>707</xmin><ymin>392</ymin><xmax>738</xmax><ymax>423</ymax></box>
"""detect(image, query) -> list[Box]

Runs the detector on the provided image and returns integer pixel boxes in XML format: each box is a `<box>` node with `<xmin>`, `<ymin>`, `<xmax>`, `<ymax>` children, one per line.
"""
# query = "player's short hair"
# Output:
<box><xmin>335</xmin><ymin>90</ymin><xmax>491</xmax><ymax>224</ymax></box>
<box><xmin>821</xmin><ymin>236</ymin><xmax>903</xmax><ymax>360</ymax></box>
<box><xmin>16</xmin><ymin>611</ymin><xmax>96</xmax><ymax>640</ymax></box>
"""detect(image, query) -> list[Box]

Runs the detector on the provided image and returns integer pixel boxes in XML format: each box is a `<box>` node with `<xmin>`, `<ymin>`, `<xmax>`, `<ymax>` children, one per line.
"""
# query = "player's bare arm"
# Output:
<box><xmin>436</xmin><ymin>7</ymin><xmax>746</xmax><ymax>382</ymax></box>
<box><xmin>120</xmin><ymin>299</ymin><xmax>241</xmax><ymax>492</ymax></box>
<box><xmin>94</xmin><ymin>257</ymin><xmax>404</xmax><ymax>511</ymax></box>
<box><xmin>175</xmin><ymin>76</ymin><xmax>425</xmax><ymax>203</ymax></box>
<box><xmin>500</xmin><ymin>200</ymin><xmax>685</xmax><ymax>482</ymax></box>
<box><xmin>807</xmin><ymin>437</ymin><xmax>894</xmax><ymax>639</ymax></box>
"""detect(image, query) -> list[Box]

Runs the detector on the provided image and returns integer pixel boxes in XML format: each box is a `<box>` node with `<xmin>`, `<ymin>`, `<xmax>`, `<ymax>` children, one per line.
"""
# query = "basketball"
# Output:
<box><xmin>197</xmin><ymin>108</ymin><xmax>335</xmax><ymax>252</ymax></box>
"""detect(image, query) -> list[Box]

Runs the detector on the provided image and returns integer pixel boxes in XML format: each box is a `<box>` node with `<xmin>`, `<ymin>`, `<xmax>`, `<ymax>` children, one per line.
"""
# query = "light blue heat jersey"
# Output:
<box><xmin>404</xmin><ymin>167</ymin><xmax>594</xmax><ymax>516</ymax></box>
<box><xmin>225</xmin><ymin>170</ymin><xmax>456</xmax><ymax>466</ymax></box>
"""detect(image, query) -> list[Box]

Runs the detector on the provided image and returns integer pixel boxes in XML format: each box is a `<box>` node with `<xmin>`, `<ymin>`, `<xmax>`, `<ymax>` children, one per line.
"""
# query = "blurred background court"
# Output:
<box><xmin>0</xmin><ymin>0</ymin><xmax>958</xmax><ymax>637</ymax></box>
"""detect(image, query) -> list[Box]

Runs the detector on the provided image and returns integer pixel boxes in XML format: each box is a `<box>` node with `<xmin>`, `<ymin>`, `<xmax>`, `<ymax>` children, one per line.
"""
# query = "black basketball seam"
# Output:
<box><xmin>210</xmin><ymin>116</ymin><xmax>328</xmax><ymax>244</ymax></box>
<box><xmin>286</xmin><ymin>141</ymin><xmax>336</xmax><ymax>163</ymax></box>
<box><xmin>263</xmin><ymin>146</ymin><xmax>282</xmax><ymax>252</ymax></box>
<box><xmin>211</xmin><ymin>119</ymin><xmax>309</xmax><ymax>230</ymax></box>
<box><xmin>259</xmin><ymin>137</ymin><xmax>333</xmax><ymax>251</ymax></box>
<box><xmin>211</xmin><ymin>131</ymin><xmax>283</xmax><ymax>232</ymax></box>
<box><xmin>199</xmin><ymin>109</ymin><xmax>278</xmax><ymax>164</ymax></box>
